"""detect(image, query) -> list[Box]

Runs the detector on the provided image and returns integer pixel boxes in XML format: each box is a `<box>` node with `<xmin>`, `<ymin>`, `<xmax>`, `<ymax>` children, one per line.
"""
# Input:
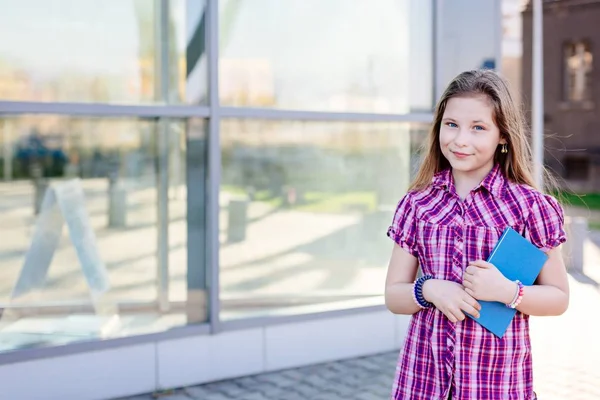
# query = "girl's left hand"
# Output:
<box><xmin>463</xmin><ymin>260</ymin><xmax>514</xmax><ymax>303</ymax></box>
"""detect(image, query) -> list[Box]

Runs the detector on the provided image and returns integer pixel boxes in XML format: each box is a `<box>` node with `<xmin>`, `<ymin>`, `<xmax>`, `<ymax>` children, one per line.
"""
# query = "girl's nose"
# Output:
<box><xmin>454</xmin><ymin>129</ymin><xmax>469</xmax><ymax>147</ymax></box>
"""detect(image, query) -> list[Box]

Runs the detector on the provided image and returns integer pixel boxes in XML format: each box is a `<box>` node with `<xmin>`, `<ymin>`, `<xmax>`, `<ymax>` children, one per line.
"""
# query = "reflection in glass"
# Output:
<box><xmin>219</xmin><ymin>0</ymin><xmax>433</xmax><ymax>113</ymax></box>
<box><xmin>437</xmin><ymin>0</ymin><xmax>499</xmax><ymax>95</ymax></box>
<box><xmin>0</xmin><ymin>116</ymin><xmax>201</xmax><ymax>353</ymax></box>
<box><xmin>0</xmin><ymin>0</ymin><xmax>207</xmax><ymax>104</ymax></box>
<box><xmin>219</xmin><ymin>120</ymin><xmax>428</xmax><ymax>319</ymax></box>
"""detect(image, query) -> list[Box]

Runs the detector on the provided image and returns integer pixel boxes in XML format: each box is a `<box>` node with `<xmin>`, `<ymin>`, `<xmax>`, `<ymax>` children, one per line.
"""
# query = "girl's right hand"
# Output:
<box><xmin>422</xmin><ymin>279</ymin><xmax>481</xmax><ymax>322</ymax></box>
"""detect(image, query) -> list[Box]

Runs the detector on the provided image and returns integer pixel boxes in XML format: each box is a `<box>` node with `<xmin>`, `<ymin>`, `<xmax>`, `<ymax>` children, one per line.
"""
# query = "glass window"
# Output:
<box><xmin>437</xmin><ymin>0</ymin><xmax>500</xmax><ymax>96</ymax></box>
<box><xmin>0</xmin><ymin>115</ymin><xmax>206</xmax><ymax>353</ymax></box>
<box><xmin>563</xmin><ymin>41</ymin><xmax>593</xmax><ymax>103</ymax></box>
<box><xmin>219</xmin><ymin>119</ymin><xmax>428</xmax><ymax>320</ymax></box>
<box><xmin>219</xmin><ymin>0</ymin><xmax>433</xmax><ymax>113</ymax></box>
<box><xmin>0</xmin><ymin>0</ymin><xmax>207</xmax><ymax>104</ymax></box>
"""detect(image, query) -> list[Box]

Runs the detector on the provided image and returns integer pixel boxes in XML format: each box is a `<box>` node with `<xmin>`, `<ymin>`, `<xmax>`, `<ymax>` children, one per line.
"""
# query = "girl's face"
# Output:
<box><xmin>439</xmin><ymin>95</ymin><xmax>506</xmax><ymax>179</ymax></box>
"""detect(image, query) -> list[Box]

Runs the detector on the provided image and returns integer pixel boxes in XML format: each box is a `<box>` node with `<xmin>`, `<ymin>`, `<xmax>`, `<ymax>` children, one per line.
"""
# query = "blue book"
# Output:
<box><xmin>467</xmin><ymin>227</ymin><xmax>548</xmax><ymax>338</ymax></box>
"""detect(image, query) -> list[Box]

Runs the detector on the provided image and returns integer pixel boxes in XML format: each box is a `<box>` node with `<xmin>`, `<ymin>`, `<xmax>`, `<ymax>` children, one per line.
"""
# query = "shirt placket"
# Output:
<box><xmin>446</xmin><ymin>196</ymin><xmax>471</xmax><ymax>397</ymax></box>
<box><xmin>444</xmin><ymin>320</ymin><xmax>457</xmax><ymax>397</ymax></box>
<box><xmin>451</xmin><ymin>200</ymin><xmax>466</xmax><ymax>282</ymax></box>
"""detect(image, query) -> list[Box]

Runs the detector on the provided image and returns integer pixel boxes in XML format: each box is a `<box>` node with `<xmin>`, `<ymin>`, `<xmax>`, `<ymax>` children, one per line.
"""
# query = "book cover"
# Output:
<box><xmin>467</xmin><ymin>226</ymin><xmax>548</xmax><ymax>338</ymax></box>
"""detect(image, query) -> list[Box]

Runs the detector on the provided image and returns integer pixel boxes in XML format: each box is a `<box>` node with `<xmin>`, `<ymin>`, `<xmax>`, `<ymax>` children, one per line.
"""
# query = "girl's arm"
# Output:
<box><xmin>511</xmin><ymin>247</ymin><xmax>569</xmax><ymax>316</ymax></box>
<box><xmin>384</xmin><ymin>243</ymin><xmax>421</xmax><ymax>315</ymax></box>
<box><xmin>466</xmin><ymin>247</ymin><xmax>569</xmax><ymax>316</ymax></box>
<box><xmin>386</xmin><ymin>244</ymin><xmax>482</xmax><ymax>318</ymax></box>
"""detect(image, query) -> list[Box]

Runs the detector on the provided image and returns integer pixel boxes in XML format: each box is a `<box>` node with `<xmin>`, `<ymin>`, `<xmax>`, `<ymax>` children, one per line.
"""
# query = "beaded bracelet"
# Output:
<box><xmin>506</xmin><ymin>280</ymin><xmax>524</xmax><ymax>309</ymax></box>
<box><xmin>413</xmin><ymin>274</ymin><xmax>435</xmax><ymax>309</ymax></box>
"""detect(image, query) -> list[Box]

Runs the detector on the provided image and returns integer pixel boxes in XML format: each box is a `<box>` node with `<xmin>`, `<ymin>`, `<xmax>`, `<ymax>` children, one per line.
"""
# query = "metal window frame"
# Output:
<box><xmin>0</xmin><ymin>0</ymin><xmax>436</xmax><ymax>365</ymax></box>
<box><xmin>0</xmin><ymin>101</ymin><xmax>211</xmax><ymax>118</ymax></box>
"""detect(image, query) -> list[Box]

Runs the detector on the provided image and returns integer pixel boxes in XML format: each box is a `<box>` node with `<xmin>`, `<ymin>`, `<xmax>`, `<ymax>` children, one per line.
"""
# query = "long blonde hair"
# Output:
<box><xmin>410</xmin><ymin>69</ymin><xmax>541</xmax><ymax>192</ymax></box>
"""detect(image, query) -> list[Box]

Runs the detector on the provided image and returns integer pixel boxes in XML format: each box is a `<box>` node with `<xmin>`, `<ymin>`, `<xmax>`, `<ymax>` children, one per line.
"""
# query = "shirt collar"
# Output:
<box><xmin>478</xmin><ymin>163</ymin><xmax>507</xmax><ymax>198</ymax></box>
<box><xmin>432</xmin><ymin>168</ymin><xmax>453</xmax><ymax>191</ymax></box>
<box><xmin>432</xmin><ymin>164</ymin><xmax>506</xmax><ymax>198</ymax></box>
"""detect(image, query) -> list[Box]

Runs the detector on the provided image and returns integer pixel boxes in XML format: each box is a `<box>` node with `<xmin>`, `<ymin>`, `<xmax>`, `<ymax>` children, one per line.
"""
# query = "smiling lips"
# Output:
<box><xmin>451</xmin><ymin>150</ymin><xmax>471</xmax><ymax>159</ymax></box>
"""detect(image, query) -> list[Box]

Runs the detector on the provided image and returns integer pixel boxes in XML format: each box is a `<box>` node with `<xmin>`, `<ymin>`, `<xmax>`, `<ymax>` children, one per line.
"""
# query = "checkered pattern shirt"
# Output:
<box><xmin>387</xmin><ymin>164</ymin><xmax>567</xmax><ymax>400</ymax></box>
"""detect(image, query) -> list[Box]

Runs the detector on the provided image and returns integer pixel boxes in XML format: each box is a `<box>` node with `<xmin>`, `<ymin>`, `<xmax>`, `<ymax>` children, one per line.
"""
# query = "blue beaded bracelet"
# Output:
<box><xmin>413</xmin><ymin>274</ymin><xmax>435</xmax><ymax>308</ymax></box>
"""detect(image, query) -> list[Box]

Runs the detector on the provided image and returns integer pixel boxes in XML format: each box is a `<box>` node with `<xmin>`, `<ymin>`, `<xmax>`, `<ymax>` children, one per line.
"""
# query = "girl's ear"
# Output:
<box><xmin>499</xmin><ymin>137</ymin><xmax>508</xmax><ymax>145</ymax></box>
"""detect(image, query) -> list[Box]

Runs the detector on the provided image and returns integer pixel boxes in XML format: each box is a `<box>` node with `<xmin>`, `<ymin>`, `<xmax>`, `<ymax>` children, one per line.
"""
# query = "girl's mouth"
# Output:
<box><xmin>451</xmin><ymin>150</ymin><xmax>471</xmax><ymax>159</ymax></box>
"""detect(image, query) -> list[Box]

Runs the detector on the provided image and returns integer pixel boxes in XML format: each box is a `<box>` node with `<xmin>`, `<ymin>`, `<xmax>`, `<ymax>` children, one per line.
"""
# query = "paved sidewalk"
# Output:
<box><xmin>122</xmin><ymin>352</ymin><xmax>396</xmax><ymax>400</ymax></box>
<box><xmin>119</xmin><ymin>271</ymin><xmax>600</xmax><ymax>400</ymax></box>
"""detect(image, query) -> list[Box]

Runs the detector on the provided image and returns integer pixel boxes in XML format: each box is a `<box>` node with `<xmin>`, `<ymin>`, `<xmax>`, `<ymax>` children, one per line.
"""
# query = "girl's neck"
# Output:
<box><xmin>452</xmin><ymin>165</ymin><xmax>494</xmax><ymax>200</ymax></box>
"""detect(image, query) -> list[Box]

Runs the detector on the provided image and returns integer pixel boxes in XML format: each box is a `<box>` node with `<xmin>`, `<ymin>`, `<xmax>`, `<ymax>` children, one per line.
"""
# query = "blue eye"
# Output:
<box><xmin>474</xmin><ymin>125</ymin><xmax>485</xmax><ymax>131</ymax></box>
<box><xmin>447</xmin><ymin>122</ymin><xmax>458</xmax><ymax>128</ymax></box>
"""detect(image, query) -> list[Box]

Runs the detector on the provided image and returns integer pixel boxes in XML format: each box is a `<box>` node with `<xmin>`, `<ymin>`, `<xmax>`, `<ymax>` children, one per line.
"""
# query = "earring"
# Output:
<box><xmin>501</xmin><ymin>143</ymin><xmax>508</xmax><ymax>154</ymax></box>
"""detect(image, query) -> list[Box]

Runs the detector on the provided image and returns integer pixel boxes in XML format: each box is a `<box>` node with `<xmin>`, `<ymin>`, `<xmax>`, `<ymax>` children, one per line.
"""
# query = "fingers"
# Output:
<box><xmin>462</xmin><ymin>275</ymin><xmax>474</xmax><ymax>294</ymax></box>
<box><xmin>464</xmin><ymin>294</ymin><xmax>481</xmax><ymax>311</ymax></box>
<box><xmin>469</xmin><ymin>260</ymin><xmax>492</xmax><ymax>269</ymax></box>
<box><xmin>464</xmin><ymin>287</ymin><xmax>476</xmax><ymax>299</ymax></box>
<box><xmin>461</xmin><ymin>300</ymin><xmax>480</xmax><ymax>319</ymax></box>
<box><xmin>445</xmin><ymin>307</ymin><xmax>466</xmax><ymax>323</ymax></box>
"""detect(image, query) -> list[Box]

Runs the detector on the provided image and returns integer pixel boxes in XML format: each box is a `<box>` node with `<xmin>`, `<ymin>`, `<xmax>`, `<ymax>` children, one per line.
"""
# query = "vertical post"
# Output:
<box><xmin>207</xmin><ymin>0</ymin><xmax>221</xmax><ymax>333</ymax></box>
<box><xmin>563</xmin><ymin>217</ymin><xmax>587</xmax><ymax>273</ymax></box>
<box><xmin>433</xmin><ymin>0</ymin><xmax>443</xmax><ymax>102</ymax></box>
<box><xmin>156</xmin><ymin>0</ymin><xmax>170</xmax><ymax>312</ymax></box>
<box><xmin>2</xmin><ymin>120</ymin><xmax>13</xmax><ymax>182</ymax></box>
<box><xmin>185</xmin><ymin>0</ymin><xmax>209</xmax><ymax>324</ymax></box>
<box><xmin>532</xmin><ymin>0</ymin><xmax>544</xmax><ymax>190</ymax></box>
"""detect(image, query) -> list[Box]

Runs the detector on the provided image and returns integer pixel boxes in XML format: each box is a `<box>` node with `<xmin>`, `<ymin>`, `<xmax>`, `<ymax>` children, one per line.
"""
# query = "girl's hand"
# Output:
<box><xmin>463</xmin><ymin>260</ymin><xmax>516</xmax><ymax>303</ymax></box>
<box><xmin>422</xmin><ymin>279</ymin><xmax>481</xmax><ymax>322</ymax></box>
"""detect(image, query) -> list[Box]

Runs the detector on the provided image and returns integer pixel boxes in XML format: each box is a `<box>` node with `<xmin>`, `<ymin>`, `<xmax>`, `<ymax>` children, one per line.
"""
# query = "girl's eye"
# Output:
<box><xmin>447</xmin><ymin>122</ymin><xmax>458</xmax><ymax>128</ymax></box>
<box><xmin>474</xmin><ymin>125</ymin><xmax>485</xmax><ymax>131</ymax></box>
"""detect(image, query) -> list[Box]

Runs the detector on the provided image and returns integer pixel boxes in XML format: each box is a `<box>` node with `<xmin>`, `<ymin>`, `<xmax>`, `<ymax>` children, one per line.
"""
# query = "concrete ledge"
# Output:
<box><xmin>0</xmin><ymin>344</ymin><xmax>156</xmax><ymax>400</ymax></box>
<box><xmin>0</xmin><ymin>310</ymin><xmax>409</xmax><ymax>400</ymax></box>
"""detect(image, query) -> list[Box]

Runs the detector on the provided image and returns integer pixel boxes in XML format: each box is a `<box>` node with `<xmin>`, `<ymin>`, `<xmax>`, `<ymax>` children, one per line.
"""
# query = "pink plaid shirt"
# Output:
<box><xmin>387</xmin><ymin>164</ymin><xmax>567</xmax><ymax>400</ymax></box>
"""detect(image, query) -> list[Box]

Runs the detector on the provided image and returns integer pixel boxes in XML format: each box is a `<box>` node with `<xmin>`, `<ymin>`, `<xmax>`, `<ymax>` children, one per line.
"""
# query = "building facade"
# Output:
<box><xmin>523</xmin><ymin>0</ymin><xmax>600</xmax><ymax>191</ymax></box>
<box><xmin>0</xmin><ymin>1</ymin><xmax>502</xmax><ymax>399</ymax></box>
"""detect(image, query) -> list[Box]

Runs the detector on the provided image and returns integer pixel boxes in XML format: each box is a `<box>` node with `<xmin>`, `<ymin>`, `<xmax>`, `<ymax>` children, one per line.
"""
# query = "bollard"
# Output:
<box><xmin>31</xmin><ymin>163</ymin><xmax>47</xmax><ymax>215</ymax></box>
<box><xmin>562</xmin><ymin>216</ymin><xmax>587</xmax><ymax>273</ymax></box>
<box><xmin>227</xmin><ymin>197</ymin><xmax>248</xmax><ymax>243</ymax></box>
<box><xmin>33</xmin><ymin>179</ymin><xmax>49</xmax><ymax>215</ymax></box>
<box><xmin>108</xmin><ymin>176</ymin><xmax>127</xmax><ymax>228</ymax></box>
<box><xmin>64</xmin><ymin>163</ymin><xmax>79</xmax><ymax>178</ymax></box>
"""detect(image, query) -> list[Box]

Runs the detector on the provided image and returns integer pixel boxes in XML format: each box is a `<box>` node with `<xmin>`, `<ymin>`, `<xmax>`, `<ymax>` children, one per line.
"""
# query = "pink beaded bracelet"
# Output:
<box><xmin>506</xmin><ymin>280</ymin><xmax>524</xmax><ymax>309</ymax></box>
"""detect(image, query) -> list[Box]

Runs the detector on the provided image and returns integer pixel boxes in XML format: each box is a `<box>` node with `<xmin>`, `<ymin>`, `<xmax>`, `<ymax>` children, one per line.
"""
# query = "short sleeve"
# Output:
<box><xmin>524</xmin><ymin>193</ymin><xmax>567</xmax><ymax>253</ymax></box>
<box><xmin>386</xmin><ymin>193</ymin><xmax>418</xmax><ymax>257</ymax></box>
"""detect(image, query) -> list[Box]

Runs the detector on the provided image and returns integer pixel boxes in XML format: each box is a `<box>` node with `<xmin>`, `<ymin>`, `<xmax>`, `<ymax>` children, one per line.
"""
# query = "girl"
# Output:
<box><xmin>384</xmin><ymin>69</ymin><xmax>569</xmax><ymax>400</ymax></box>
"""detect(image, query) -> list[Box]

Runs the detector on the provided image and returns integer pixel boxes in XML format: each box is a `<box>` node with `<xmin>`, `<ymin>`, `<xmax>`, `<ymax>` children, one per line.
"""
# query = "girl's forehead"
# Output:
<box><xmin>443</xmin><ymin>95</ymin><xmax>495</xmax><ymax>120</ymax></box>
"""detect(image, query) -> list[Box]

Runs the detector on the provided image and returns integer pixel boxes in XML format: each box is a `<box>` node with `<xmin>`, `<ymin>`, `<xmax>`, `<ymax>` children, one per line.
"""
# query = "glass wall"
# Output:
<box><xmin>219</xmin><ymin>121</ymin><xmax>428</xmax><ymax>319</ymax></box>
<box><xmin>0</xmin><ymin>0</ymin><xmax>207</xmax><ymax>104</ymax></box>
<box><xmin>0</xmin><ymin>116</ymin><xmax>204</xmax><ymax>352</ymax></box>
<box><xmin>219</xmin><ymin>0</ymin><xmax>433</xmax><ymax>113</ymax></box>
<box><xmin>436</xmin><ymin>0</ymin><xmax>501</xmax><ymax>97</ymax></box>
<box><xmin>0</xmin><ymin>0</ymin><xmax>503</xmax><ymax>352</ymax></box>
